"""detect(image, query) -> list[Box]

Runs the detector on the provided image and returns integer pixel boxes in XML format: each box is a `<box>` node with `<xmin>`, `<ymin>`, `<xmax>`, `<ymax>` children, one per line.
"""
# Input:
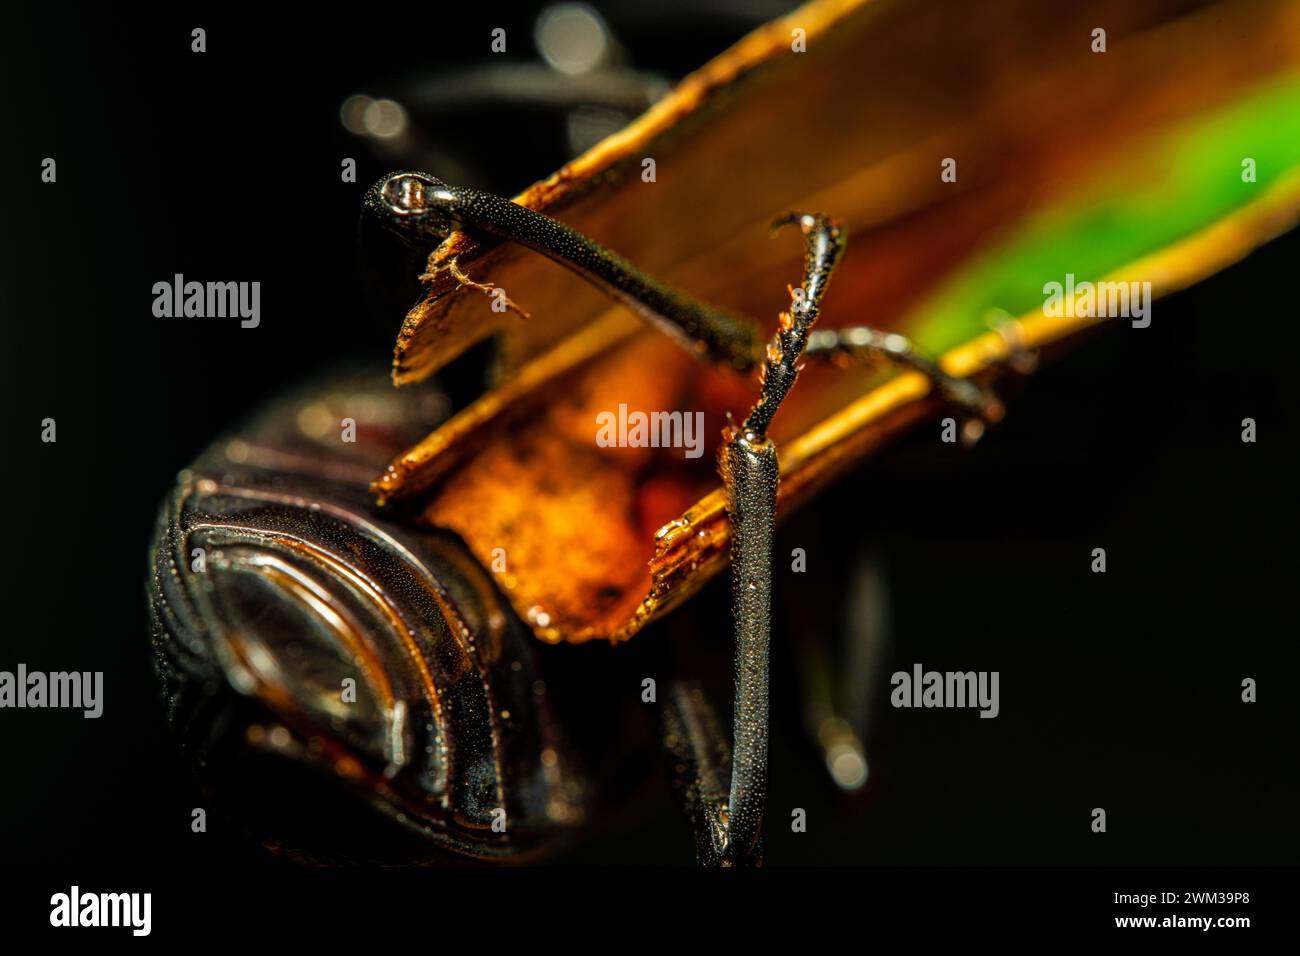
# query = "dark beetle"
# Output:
<box><xmin>148</xmin><ymin>178</ymin><xmax>997</xmax><ymax>865</ymax></box>
<box><xmin>148</xmin><ymin>371</ymin><xmax>590</xmax><ymax>863</ymax></box>
<box><xmin>145</xmin><ymin>0</ymin><xmax>1300</xmax><ymax>865</ymax></box>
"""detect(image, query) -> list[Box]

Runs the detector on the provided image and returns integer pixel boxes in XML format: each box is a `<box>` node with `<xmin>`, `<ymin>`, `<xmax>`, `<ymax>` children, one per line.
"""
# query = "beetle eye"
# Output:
<box><xmin>365</xmin><ymin>172</ymin><xmax>461</xmax><ymax>246</ymax></box>
<box><xmin>384</xmin><ymin>174</ymin><xmax>428</xmax><ymax>214</ymax></box>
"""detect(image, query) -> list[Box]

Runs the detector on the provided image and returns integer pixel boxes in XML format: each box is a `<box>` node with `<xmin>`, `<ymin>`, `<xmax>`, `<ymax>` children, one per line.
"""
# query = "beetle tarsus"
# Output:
<box><xmin>741</xmin><ymin>213</ymin><xmax>846</xmax><ymax>438</ymax></box>
<box><xmin>806</xmin><ymin>326</ymin><xmax>1005</xmax><ymax>424</ymax></box>
<box><xmin>445</xmin><ymin>257</ymin><xmax>532</xmax><ymax>320</ymax></box>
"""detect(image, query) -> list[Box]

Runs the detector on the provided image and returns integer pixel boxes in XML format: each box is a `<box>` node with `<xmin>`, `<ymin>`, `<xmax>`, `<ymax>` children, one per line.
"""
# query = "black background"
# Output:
<box><xmin>2</xmin><ymin>0</ymin><xmax>1297</xmax><ymax>881</ymax></box>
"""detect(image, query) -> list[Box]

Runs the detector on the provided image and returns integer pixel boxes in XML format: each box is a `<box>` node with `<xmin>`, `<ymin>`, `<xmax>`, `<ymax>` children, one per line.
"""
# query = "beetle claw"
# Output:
<box><xmin>447</xmin><ymin>257</ymin><xmax>531</xmax><ymax>320</ymax></box>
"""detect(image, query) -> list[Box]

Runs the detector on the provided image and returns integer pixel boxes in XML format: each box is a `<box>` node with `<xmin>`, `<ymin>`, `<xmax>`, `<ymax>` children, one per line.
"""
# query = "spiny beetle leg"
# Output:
<box><xmin>700</xmin><ymin>213</ymin><xmax>844</xmax><ymax>865</ymax></box>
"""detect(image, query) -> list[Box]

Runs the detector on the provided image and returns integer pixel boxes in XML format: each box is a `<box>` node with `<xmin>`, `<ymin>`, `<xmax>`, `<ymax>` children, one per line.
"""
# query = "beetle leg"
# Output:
<box><xmin>662</xmin><ymin>682</ymin><xmax>739</xmax><ymax>866</ymax></box>
<box><xmin>712</xmin><ymin>430</ymin><xmax>777</xmax><ymax>865</ymax></box>
<box><xmin>805</xmin><ymin>326</ymin><xmax>1005</xmax><ymax>423</ymax></box>
<box><xmin>682</xmin><ymin>212</ymin><xmax>844</xmax><ymax>866</ymax></box>
<box><xmin>366</xmin><ymin>172</ymin><xmax>765</xmax><ymax>370</ymax></box>
<box><xmin>446</xmin><ymin>257</ymin><xmax>531</xmax><ymax>320</ymax></box>
<box><xmin>369</xmin><ymin>174</ymin><xmax>1009</xmax><ymax>429</ymax></box>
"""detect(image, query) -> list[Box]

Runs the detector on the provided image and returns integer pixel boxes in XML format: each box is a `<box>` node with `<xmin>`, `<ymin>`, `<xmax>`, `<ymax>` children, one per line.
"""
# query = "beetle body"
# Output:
<box><xmin>145</xmin><ymin>0</ymin><xmax>1300</xmax><ymax>862</ymax></box>
<box><xmin>148</xmin><ymin>370</ymin><xmax>588</xmax><ymax>862</ymax></box>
